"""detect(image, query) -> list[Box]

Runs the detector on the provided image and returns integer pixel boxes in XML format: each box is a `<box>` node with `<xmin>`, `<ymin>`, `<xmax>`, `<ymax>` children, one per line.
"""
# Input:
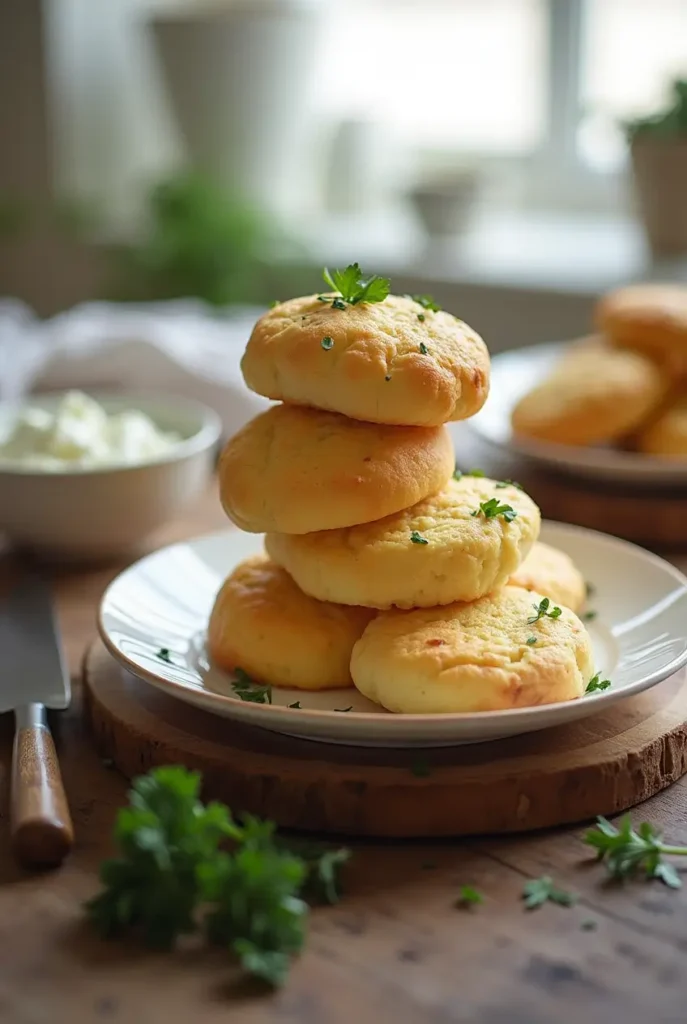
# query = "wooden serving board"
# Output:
<box><xmin>84</xmin><ymin>640</ymin><xmax>687</xmax><ymax>838</ymax></box>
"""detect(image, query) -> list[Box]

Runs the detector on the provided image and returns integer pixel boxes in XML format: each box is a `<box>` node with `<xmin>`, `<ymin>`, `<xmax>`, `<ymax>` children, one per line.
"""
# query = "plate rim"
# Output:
<box><xmin>97</xmin><ymin>522</ymin><xmax>687</xmax><ymax>727</ymax></box>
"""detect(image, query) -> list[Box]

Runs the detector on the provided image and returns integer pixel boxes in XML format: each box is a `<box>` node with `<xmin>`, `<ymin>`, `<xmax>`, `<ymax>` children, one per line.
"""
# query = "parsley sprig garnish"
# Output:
<box><xmin>522</xmin><ymin>876</ymin><xmax>577</xmax><ymax>910</ymax></box>
<box><xmin>527</xmin><ymin>597</ymin><xmax>562</xmax><ymax>624</ymax></box>
<box><xmin>85</xmin><ymin>767</ymin><xmax>350</xmax><ymax>987</ymax></box>
<box><xmin>471</xmin><ymin>498</ymin><xmax>517</xmax><ymax>523</ymax></box>
<box><xmin>322</xmin><ymin>264</ymin><xmax>390</xmax><ymax>306</ymax></box>
<box><xmin>584</xmin><ymin>816</ymin><xmax>685</xmax><ymax>888</ymax></box>
<box><xmin>585</xmin><ymin>673</ymin><xmax>611</xmax><ymax>694</ymax></box>
<box><xmin>232</xmin><ymin>668</ymin><xmax>272</xmax><ymax>704</ymax></box>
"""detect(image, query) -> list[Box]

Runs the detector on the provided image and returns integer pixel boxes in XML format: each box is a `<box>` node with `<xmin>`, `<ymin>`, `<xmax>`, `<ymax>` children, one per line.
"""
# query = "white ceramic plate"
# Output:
<box><xmin>467</xmin><ymin>341</ymin><xmax>687</xmax><ymax>485</ymax></box>
<box><xmin>98</xmin><ymin>524</ymin><xmax>687</xmax><ymax>748</ymax></box>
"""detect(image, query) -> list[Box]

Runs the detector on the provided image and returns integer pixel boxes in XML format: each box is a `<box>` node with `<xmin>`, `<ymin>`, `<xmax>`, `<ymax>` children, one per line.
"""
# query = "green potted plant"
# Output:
<box><xmin>625</xmin><ymin>77</ymin><xmax>687</xmax><ymax>257</ymax></box>
<box><xmin>108</xmin><ymin>173</ymin><xmax>281</xmax><ymax>307</ymax></box>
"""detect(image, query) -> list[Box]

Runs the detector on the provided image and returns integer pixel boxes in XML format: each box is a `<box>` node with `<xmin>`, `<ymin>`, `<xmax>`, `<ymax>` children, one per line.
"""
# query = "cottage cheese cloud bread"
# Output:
<box><xmin>218</xmin><ymin>404</ymin><xmax>454</xmax><ymax>534</ymax></box>
<box><xmin>511</xmin><ymin>343</ymin><xmax>665</xmax><ymax>446</ymax></box>
<box><xmin>595</xmin><ymin>283</ymin><xmax>687</xmax><ymax>372</ymax></box>
<box><xmin>508</xmin><ymin>541</ymin><xmax>586</xmax><ymax>613</ymax></box>
<box><xmin>241</xmin><ymin>293</ymin><xmax>490</xmax><ymax>427</ymax></box>
<box><xmin>350</xmin><ymin>586</ymin><xmax>594</xmax><ymax>714</ymax></box>
<box><xmin>636</xmin><ymin>395</ymin><xmax>687</xmax><ymax>458</ymax></box>
<box><xmin>208</xmin><ymin>555</ymin><xmax>374</xmax><ymax>690</ymax></box>
<box><xmin>265</xmin><ymin>476</ymin><xmax>540</xmax><ymax>610</ymax></box>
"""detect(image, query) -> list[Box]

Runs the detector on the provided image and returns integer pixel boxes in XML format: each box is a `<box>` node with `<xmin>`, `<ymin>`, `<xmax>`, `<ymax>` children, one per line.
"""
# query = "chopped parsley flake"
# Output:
<box><xmin>410</xmin><ymin>530</ymin><xmax>429</xmax><ymax>545</ymax></box>
<box><xmin>585</xmin><ymin>673</ymin><xmax>611</xmax><ymax>694</ymax></box>
<box><xmin>527</xmin><ymin>598</ymin><xmax>562</xmax><ymax>624</ymax></box>
<box><xmin>321</xmin><ymin>336</ymin><xmax>334</xmax><ymax>350</ymax></box>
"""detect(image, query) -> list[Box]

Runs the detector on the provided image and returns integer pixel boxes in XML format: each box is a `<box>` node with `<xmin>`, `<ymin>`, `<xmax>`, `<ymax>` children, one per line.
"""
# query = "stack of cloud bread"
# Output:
<box><xmin>209</xmin><ymin>269</ymin><xmax>595</xmax><ymax>713</ymax></box>
<box><xmin>511</xmin><ymin>282</ymin><xmax>687</xmax><ymax>459</ymax></box>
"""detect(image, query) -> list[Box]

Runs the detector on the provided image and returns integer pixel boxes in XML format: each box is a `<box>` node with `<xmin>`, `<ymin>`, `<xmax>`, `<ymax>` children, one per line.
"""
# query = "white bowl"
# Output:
<box><xmin>0</xmin><ymin>393</ymin><xmax>221</xmax><ymax>560</ymax></box>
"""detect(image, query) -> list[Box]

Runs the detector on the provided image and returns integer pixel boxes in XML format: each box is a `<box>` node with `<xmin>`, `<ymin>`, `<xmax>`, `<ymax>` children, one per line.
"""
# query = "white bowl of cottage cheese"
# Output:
<box><xmin>0</xmin><ymin>391</ymin><xmax>221</xmax><ymax>559</ymax></box>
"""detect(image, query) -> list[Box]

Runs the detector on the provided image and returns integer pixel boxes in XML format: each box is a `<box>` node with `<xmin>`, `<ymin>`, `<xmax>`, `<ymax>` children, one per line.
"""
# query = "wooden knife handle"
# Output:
<box><xmin>11</xmin><ymin>706</ymin><xmax>74</xmax><ymax>868</ymax></box>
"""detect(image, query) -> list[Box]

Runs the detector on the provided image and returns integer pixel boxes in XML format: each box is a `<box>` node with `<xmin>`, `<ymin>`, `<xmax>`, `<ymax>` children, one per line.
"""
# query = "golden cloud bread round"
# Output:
<box><xmin>265</xmin><ymin>476</ymin><xmax>540</xmax><ymax>610</ymax></box>
<box><xmin>350</xmin><ymin>585</ymin><xmax>594</xmax><ymax>714</ymax></box>
<box><xmin>241</xmin><ymin>293</ymin><xmax>490</xmax><ymax>427</ymax></box>
<box><xmin>508</xmin><ymin>541</ymin><xmax>586</xmax><ymax>613</ymax></box>
<box><xmin>636</xmin><ymin>395</ymin><xmax>687</xmax><ymax>458</ymax></box>
<box><xmin>595</xmin><ymin>284</ymin><xmax>687</xmax><ymax>371</ymax></box>
<box><xmin>511</xmin><ymin>344</ymin><xmax>665</xmax><ymax>446</ymax></box>
<box><xmin>218</xmin><ymin>404</ymin><xmax>454</xmax><ymax>534</ymax></box>
<box><xmin>207</xmin><ymin>555</ymin><xmax>374</xmax><ymax>690</ymax></box>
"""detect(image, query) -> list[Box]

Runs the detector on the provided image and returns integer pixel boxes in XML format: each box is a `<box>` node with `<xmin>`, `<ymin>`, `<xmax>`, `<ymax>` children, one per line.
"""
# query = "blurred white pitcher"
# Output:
<box><xmin>151</xmin><ymin>0</ymin><xmax>326</xmax><ymax>220</ymax></box>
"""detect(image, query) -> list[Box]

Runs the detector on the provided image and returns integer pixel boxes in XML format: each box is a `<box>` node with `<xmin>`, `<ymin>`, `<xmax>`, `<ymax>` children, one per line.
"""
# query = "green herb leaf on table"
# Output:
<box><xmin>522</xmin><ymin>876</ymin><xmax>577</xmax><ymax>910</ymax></box>
<box><xmin>232</xmin><ymin>668</ymin><xmax>272</xmax><ymax>704</ymax></box>
<box><xmin>585</xmin><ymin>673</ymin><xmax>611</xmax><ymax>694</ymax></box>
<box><xmin>456</xmin><ymin>885</ymin><xmax>484</xmax><ymax>908</ymax></box>
<box><xmin>584</xmin><ymin>816</ymin><xmax>685</xmax><ymax>887</ymax></box>
<box><xmin>156</xmin><ymin>647</ymin><xmax>172</xmax><ymax>663</ymax></box>
<box><xmin>321</xmin><ymin>335</ymin><xmax>334</xmax><ymax>350</ymax></box>
<box><xmin>527</xmin><ymin>598</ymin><xmax>562</xmax><ymax>624</ymax></box>
<box><xmin>322</xmin><ymin>263</ymin><xmax>390</xmax><ymax>306</ymax></box>
<box><xmin>410</xmin><ymin>531</ymin><xmax>429</xmax><ymax>545</ymax></box>
<box><xmin>471</xmin><ymin>498</ymin><xmax>518</xmax><ymax>523</ymax></box>
<box><xmin>582</xmin><ymin>610</ymin><xmax>598</xmax><ymax>621</ymax></box>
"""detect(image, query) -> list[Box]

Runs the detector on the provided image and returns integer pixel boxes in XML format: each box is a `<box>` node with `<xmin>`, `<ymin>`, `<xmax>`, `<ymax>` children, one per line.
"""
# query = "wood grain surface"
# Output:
<box><xmin>85</xmin><ymin>641</ymin><xmax>687</xmax><ymax>838</ymax></box>
<box><xmin>2</xmin><ymin>458</ymin><xmax>687</xmax><ymax>1023</ymax></box>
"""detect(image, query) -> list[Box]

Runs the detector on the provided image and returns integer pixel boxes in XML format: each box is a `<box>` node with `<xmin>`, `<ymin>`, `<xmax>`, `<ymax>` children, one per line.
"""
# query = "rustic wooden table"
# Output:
<box><xmin>2</xmin><ymin>477</ymin><xmax>687</xmax><ymax>1024</ymax></box>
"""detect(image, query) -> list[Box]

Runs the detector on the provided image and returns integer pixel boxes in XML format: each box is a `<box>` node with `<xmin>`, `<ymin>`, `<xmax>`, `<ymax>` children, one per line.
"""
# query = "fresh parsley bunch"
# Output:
<box><xmin>85</xmin><ymin>767</ymin><xmax>350</xmax><ymax>987</ymax></box>
<box><xmin>86</xmin><ymin>767</ymin><xmax>234</xmax><ymax>948</ymax></box>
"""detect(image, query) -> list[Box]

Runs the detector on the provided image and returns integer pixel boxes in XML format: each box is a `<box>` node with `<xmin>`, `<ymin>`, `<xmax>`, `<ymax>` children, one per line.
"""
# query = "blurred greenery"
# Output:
<box><xmin>624</xmin><ymin>77</ymin><xmax>687</xmax><ymax>142</ymax></box>
<box><xmin>108</xmin><ymin>173</ymin><xmax>285</xmax><ymax>307</ymax></box>
<box><xmin>0</xmin><ymin>172</ymin><xmax>302</xmax><ymax>308</ymax></box>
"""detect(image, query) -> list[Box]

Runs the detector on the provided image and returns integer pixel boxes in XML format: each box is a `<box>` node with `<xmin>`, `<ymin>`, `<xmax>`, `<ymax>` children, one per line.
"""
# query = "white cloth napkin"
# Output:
<box><xmin>0</xmin><ymin>298</ymin><xmax>272</xmax><ymax>437</ymax></box>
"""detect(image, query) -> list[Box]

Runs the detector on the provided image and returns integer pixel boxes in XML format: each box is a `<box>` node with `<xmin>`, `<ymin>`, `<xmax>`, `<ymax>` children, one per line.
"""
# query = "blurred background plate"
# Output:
<box><xmin>467</xmin><ymin>341</ymin><xmax>687</xmax><ymax>485</ymax></box>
